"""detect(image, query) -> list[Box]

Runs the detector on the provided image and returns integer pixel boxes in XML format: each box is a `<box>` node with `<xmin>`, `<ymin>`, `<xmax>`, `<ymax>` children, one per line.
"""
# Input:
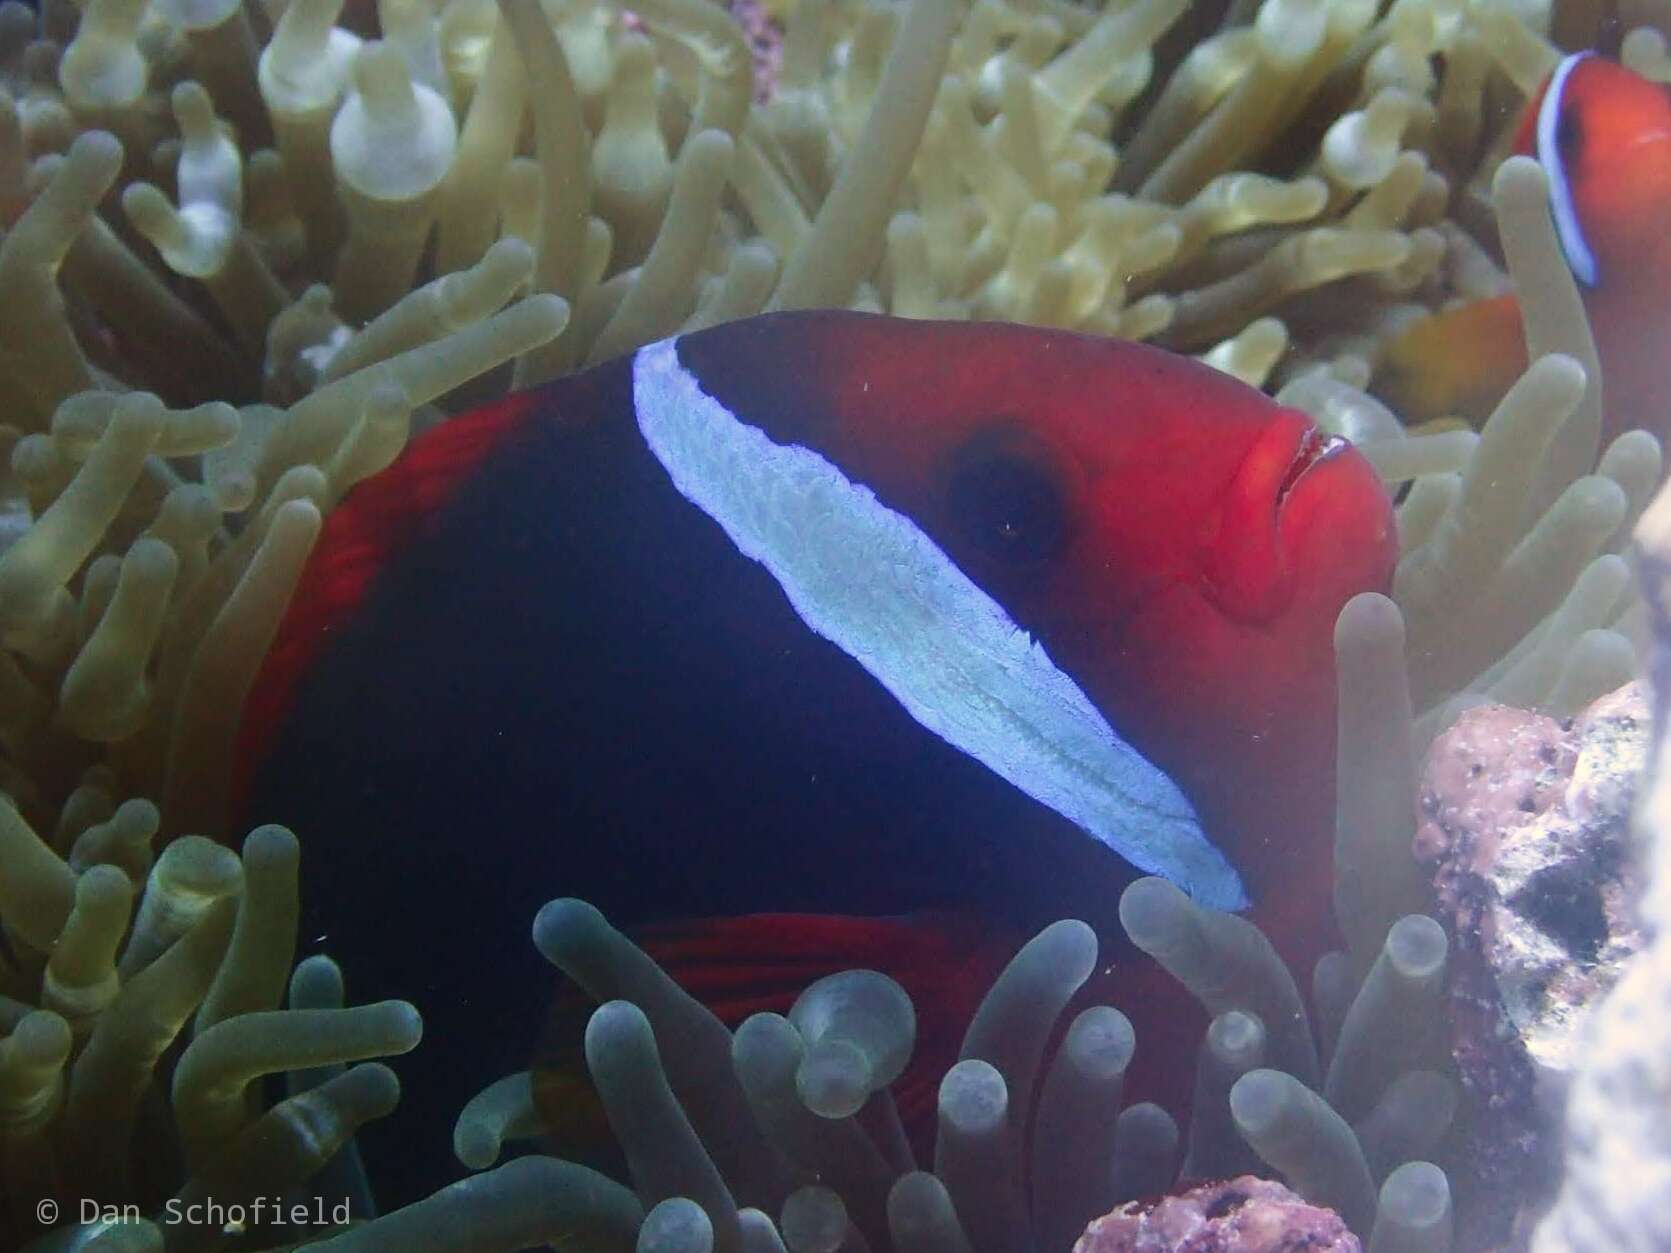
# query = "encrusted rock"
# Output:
<box><xmin>729</xmin><ymin>0</ymin><xmax>785</xmax><ymax>100</ymax></box>
<box><xmin>1487</xmin><ymin>686</ymin><xmax>1646</xmax><ymax>1091</ymax></box>
<box><xmin>1533</xmin><ymin>490</ymin><xmax>1671</xmax><ymax>1252</ymax></box>
<box><xmin>1073</xmin><ymin>1176</ymin><xmax>1359</xmax><ymax>1252</ymax></box>
<box><xmin>1414</xmin><ymin>683</ymin><xmax>1649</xmax><ymax>1245</ymax></box>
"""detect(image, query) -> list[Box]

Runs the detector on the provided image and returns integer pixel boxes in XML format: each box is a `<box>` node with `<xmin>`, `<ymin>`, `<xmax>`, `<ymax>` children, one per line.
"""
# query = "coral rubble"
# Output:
<box><xmin>1416</xmin><ymin>684</ymin><xmax>1649</xmax><ymax>1244</ymax></box>
<box><xmin>1529</xmin><ymin>483</ymin><xmax>1671</xmax><ymax>1253</ymax></box>
<box><xmin>1423</xmin><ymin>685</ymin><xmax>1647</xmax><ymax>1110</ymax></box>
<box><xmin>1074</xmin><ymin>1175</ymin><xmax>1361</xmax><ymax>1253</ymax></box>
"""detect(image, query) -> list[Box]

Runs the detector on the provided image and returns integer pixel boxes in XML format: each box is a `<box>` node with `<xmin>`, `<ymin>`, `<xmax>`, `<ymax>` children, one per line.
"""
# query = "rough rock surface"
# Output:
<box><xmin>1073</xmin><ymin>1177</ymin><xmax>1359</xmax><ymax>1252</ymax></box>
<box><xmin>729</xmin><ymin>0</ymin><xmax>784</xmax><ymax>100</ymax></box>
<box><xmin>1533</xmin><ymin>497</ymin><xmax>1671</xmax><ymax>1252</ymax></box>
<box><xmin>1414</xmin><ymin>683</ymin><xmax>1648</xmax><ymax>1246</ymax></box>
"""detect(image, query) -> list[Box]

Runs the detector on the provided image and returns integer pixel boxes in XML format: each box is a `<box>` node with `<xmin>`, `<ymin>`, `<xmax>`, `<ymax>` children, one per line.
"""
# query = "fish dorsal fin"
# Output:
<box><xmin>630</xmin><ymin>335</ymin><xmax>1248</xmax><ymax>912</ymax></box>
<box><xmin>1539</xmin><ymin>51</ymin><xmax>1600</xmax><ymax>288</ymax></box>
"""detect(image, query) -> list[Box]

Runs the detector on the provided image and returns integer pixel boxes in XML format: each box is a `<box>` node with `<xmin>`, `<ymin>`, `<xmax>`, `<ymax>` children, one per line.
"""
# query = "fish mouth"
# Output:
<box><xmin>1203</xmin><ymin>413</ymin><xmax>1345</xmax><ymax>623</ymax></box>
<box><xmin>1275</xmin><ymin>427</ymin><xmax>1349</xmax><ymax>518</ymax></box>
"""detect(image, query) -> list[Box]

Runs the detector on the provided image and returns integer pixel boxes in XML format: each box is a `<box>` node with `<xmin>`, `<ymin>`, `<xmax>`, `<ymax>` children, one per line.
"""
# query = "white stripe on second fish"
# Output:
<box><xmin>1539</xmin><ymin>50</ymin><xmax>1600</xmax><ymax>288</ymax></box>
<box><xmin>631</xmin><ymin>335</ymin><xmax>1248</xmax><ymax>912</ymax></box>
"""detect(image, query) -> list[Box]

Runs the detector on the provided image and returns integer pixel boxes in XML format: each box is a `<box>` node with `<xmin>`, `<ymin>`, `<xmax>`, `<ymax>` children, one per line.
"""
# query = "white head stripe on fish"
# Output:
<box><xmin>630</xmin><ymin>335</ymin><xmax>1249</xmax><ymax>912</ymax></box>
<box><xmin>1539</xmin><ymin>50</ymin><xmax>1600</xmax><ymax>288</ymax></box>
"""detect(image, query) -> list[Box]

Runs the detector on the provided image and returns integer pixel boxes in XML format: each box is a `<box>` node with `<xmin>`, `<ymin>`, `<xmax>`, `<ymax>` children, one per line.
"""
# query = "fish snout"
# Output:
<box><xmin>1200</xmin><ymin>411</ymin><xmax>1346</xmax><ymax>623</ymax></box>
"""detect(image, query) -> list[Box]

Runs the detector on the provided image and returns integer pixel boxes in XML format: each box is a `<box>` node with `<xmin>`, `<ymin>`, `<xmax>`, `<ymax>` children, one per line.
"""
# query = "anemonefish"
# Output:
<box><xmin>233</xmin><ymin>312</ymin><xmax>1395</xmax><ymax>1202</ymax></box>
<box><xmin>1375</xmin><ymin>52</ymin><xmax>1671</xmax><ymax>449</ymax></box>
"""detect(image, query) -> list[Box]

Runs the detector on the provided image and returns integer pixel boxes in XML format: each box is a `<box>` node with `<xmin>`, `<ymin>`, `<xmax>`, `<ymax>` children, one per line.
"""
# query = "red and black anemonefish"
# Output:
<box><xmin>1376</xmin><ymin>51</ymin><xmax>1671</xmax><ymax>450</ymax></box>
<box><xmin>231</xmin><ymin>311</ymin><xmax>1395</xmax><ymax>1201</ymax></box>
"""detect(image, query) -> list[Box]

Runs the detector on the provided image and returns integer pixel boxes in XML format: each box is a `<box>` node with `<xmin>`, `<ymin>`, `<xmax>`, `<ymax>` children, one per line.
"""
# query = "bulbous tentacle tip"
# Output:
<box><xmin>531</xmin><ymin>895</ymin><xmax>612</xmax><ymax>963</ymax></box>
<box><xmin>583</xmin><ymin>997</ymin><xmax>656</xmax><ymax>1067</ymax></box>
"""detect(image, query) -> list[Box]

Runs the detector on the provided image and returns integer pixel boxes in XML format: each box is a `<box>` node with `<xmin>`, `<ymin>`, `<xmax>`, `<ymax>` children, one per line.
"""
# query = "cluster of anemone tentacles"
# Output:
<box><xmin>458</xmin><ymin>890</ymin><xmax>1465</xmax><ymax>1253</ymax></box>
<box><xmin>2</xmin><ymin>835</ymin><xmax>1462</xmax><ymax>1252</ymax></box>
<box><xmin>0</xmin><ymin>0</ymin><xmax>1665</xmax><ymax>1246</ymax></box>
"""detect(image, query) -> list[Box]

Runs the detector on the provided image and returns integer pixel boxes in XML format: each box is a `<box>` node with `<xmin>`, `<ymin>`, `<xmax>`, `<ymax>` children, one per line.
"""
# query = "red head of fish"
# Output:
<box><xmin>674</xmin><ymin>314</ymin><xmax>1395</xmax><ymax>952</ymax></box>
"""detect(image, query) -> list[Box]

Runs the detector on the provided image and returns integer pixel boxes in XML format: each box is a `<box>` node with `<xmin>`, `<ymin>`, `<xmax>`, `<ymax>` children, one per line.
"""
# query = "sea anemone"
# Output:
<box><xmin>0</xmin><ymin>843</ymin><xmax>1462</xmax><ymax>1251</ymax></box>
<box><xmin>0</xmin><ymin>0</ymin><xmax>1663</xmax><ymax>1247</ymax></box>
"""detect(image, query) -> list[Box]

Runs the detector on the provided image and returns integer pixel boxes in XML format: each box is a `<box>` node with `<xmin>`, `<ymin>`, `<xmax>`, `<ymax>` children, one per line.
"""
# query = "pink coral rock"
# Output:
<box><xmin>1415</xmin><ymin>683</ymin><xmax>1649</xmax><ymax>1246</ymax></box>
<box><xmin>728</xmin><ymin>0</ymin><xmax>784</xmax><ymax>100</ymax></box>
<box><xmin>1073</xmin><ymin>1177</ymin><xmax>1359</xmax><ymax>1252</ymax></box>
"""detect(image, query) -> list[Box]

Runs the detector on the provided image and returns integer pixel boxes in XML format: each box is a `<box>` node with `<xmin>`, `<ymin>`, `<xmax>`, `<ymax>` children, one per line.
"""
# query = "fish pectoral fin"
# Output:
<box><xmin>528</xmin><ymin>996</ymin><xmax>621</xmax><ymax>1176</ymax></box>
<box><xmin>653</xmin><ymin>910</ymin><xmax>1021</xmax><ymax>1146</ymax></box>
<box><xmin>536</xmin><ymin>910</ymin><xmax>1019</xmax><ymax>1155</ymax></box>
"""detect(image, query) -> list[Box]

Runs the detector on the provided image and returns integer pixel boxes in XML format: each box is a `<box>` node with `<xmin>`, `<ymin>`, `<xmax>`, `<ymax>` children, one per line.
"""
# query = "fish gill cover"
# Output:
<box><xmin>0</xmin><ymin>0</ymin><xmax>1663</xmax><ymax>1249</ymax></box>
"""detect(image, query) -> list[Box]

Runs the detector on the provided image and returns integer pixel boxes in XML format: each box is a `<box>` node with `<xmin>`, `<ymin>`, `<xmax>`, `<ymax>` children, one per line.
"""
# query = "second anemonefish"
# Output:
<box><xmin>232</xmin><ymin>312</ymin><xmax>1395</xmax><ymax>1202</ymax></box>
<box><xmin>1375</xmin><ymin>51</ymin><xmax>1671</xmax><ymax>449</ymax></box>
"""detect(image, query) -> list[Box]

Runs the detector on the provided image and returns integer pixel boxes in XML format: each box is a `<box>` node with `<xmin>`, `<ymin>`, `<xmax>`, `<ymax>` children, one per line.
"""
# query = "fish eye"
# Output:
<box><xmin>947</xmin><ymin>427</ymin><xmax>1071</xmax><ymax>562</ymax></box>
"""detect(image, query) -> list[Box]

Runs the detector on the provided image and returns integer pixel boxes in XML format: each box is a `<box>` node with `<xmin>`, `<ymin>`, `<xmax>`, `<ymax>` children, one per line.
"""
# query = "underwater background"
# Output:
<box><xmin>0</xmin><ymin>0</ymin><xmax>1669</xmax><ymax>1249</ymax></box>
